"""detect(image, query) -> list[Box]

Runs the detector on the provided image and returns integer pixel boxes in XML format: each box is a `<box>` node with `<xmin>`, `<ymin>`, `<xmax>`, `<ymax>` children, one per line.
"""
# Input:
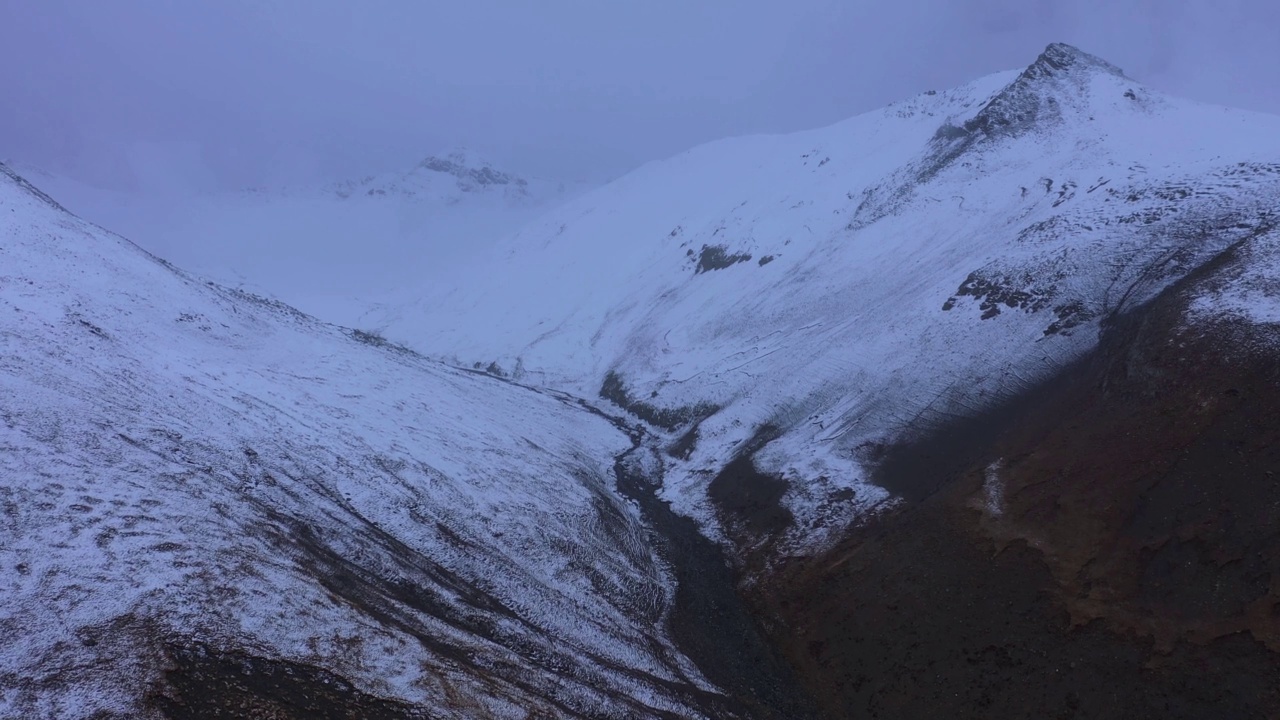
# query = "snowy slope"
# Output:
<box><xmin>1187</xmin><ymin>213</ymin><xmax>1280</xmax><ymax>335</ymax></box>
<box><xmin>12</xmin><ymin>149</ymin><xmax>583</xmax><ymax>328</ymax></box>
<box><xmin>0</xmin><ymin>164</ymin><xmax>726</xmax><ymax>718</ymax></box>
<box><xmin>379</xmin><ymin>44</ymin><xmax>1280</xmax><ymax>549</ymax></box>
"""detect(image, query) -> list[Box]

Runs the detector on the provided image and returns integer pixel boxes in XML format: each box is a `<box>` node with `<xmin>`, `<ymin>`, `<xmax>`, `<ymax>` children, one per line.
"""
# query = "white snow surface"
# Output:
<box><xmin>11</xmin><ymin>148</ymin><xmax>584</xmax><ymax>329</ymax></box>
<box><xmin>1188</xmin><ymin>226</ymin><xmax>1280</xmax><ymax>329</ymax></box>
<box><xmin>377</xmin><ymin>44</ymin><xmax>1280</xmax><ymax>548</ymax></box>
<box><xmin>0</xmin><ymin>164</ymin><xmax>719</xmax><ymax>717</ymax></box>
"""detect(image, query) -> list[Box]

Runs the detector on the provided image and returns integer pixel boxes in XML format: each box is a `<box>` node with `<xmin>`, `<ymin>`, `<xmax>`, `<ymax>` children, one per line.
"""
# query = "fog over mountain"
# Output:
<box><xmin>3</xmin><ymin>1</ymin><xmax>1279</xmax><ymax>191</ymax></box>
<box><xmin>3</xmin><ymin>5</ymin><xmax>1280</xmax><ymax>719</ymax></box>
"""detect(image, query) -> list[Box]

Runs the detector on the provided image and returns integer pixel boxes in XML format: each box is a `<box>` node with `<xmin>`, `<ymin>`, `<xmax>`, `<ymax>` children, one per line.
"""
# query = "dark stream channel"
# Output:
<box><xmin>590</xmin><ymin>406</ymin><xmax>816</xmax><ymax>719</ymax></box>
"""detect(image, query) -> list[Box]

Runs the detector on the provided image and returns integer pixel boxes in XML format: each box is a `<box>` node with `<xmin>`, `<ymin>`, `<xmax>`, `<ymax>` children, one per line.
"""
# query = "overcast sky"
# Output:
<box><xmin>2</xmin><ymin>0</ymin><xmax>1278</xmax><ymax>191</ymax></box>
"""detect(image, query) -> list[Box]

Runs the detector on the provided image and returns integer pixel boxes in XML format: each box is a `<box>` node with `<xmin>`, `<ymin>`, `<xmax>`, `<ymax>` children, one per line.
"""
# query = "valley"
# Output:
<box><xmin>4</xmin><ymin>42</ymin><xmax>1279</xmax><ymax>719</ymax></box>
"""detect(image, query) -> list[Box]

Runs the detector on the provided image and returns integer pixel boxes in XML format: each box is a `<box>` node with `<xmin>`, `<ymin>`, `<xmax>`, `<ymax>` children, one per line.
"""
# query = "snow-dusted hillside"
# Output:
<box><xmin>13</xmin><ymin>149</ymin><xmax>583</xmax><ymax>328</ymax></box>
<box><xmin>380</xmin><ymin>44</ymin><xmax>1280</xmax><ymax>550</ymax></box>
<box><xmin>0</xmin><ymin>163</ymin><xmax>731</xmax><ymax>718</ymax></box>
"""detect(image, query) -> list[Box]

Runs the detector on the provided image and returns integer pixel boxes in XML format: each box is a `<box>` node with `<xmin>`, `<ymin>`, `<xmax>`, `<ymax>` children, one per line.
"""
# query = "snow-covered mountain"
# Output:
<box><xmin>379</xmin><ymin>44</ymin><xmax>1280</xmax><ymax>554</ymax></box>
<box><xmin>11</xmin><ymin>149</ymin><xmax>584</xmax><ymax>328</ymax></box>
<box><xmin>0</xmin><ymin>163</ymin><xmax>761</xmax><ymax>718</ymax></box>
<box><xmin>7</xmin><ymin>41</ymin><xmax>1280</xmax><ymax>719</ymax></box>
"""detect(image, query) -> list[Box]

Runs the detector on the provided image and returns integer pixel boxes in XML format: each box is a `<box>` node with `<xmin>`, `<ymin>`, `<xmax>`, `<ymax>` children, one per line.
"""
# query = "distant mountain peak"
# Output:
<box><xmin>423</xmin><ymin>145</ymin><xmax>490</xmax><ymax>168</ymax></box>
<box><xmin>413</xmin><ymin>146</ymin><xmax>528</xmax><ymax>190</ymax></box>
<box><xmin>322</xmin><ymin>147</ymin><xmax>544</xmax><ymax>200</ymax></box>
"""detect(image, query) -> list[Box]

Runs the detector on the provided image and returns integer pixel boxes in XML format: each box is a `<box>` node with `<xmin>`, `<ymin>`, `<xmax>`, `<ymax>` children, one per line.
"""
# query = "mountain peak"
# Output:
<box><xmin>420</xmin><ymin>145</ymin><xmax>491</xmax><ymax>170</ymax></box>
<box><xmin>1026</xmin><ymin>42</ymin><xmax>1125</xmax><ymax>81</ymax></box>
<box><xmin>416</xmin><ymin>147</ymin><xmax>525</xmax><ymax>189</ymax></box>
<box><xmin>963</xmin><ymin>42</ymin><xmax>1125</xmax><ymax>138</ymax></box>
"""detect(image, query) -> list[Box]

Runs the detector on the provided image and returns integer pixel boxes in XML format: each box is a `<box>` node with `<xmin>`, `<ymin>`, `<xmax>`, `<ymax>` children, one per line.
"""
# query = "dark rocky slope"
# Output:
<box><xmin>734</xmin><ymin>251</ymin><xmax>1280</xmax><ymax>718</ymax></box>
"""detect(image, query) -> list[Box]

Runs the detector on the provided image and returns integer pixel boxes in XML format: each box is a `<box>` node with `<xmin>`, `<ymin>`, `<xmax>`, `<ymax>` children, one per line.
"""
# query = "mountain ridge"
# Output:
<box><xmin>378</xmin><ymin>43</ymin><xmax>1280</xmax><ymax>559</ymax></box>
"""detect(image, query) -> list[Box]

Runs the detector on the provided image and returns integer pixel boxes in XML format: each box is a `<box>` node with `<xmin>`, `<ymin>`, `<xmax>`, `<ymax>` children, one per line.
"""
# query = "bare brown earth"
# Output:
<box><xmin>736</xmin><ymin>271</ymin><xmax>1280</xmax><ymax>717</ymax></box>
<box><xmin>147</xmin><ymin>641</ymin><xmax>437</xmax><ymax>720</ymax></box>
